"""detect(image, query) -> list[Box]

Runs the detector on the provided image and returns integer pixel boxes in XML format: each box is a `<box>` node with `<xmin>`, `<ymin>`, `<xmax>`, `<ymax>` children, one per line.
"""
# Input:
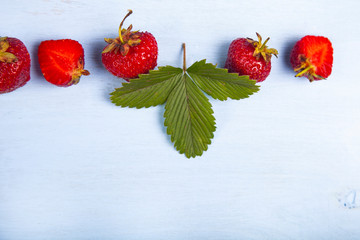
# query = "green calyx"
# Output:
<box><xmin>0</xmin><ymin>37</ymin><xmax>18</xmax><ymax>63</ymax></box>
<box><xmin>247</xmin><ymin>32</ymin><xmax>278</xmax><ymax>62</ymax></box>
<box><xmin>102</xmin><ymin>10</ymin><xmax>141</xmax><ymax>56</ymax></box>
<box><xmin>70</xmin><ymin>68</ymin><xmax>90</xmax><ymax>85</ymax></box>
<box><xmin>69</xmin><ymin>58</ymin><xmax>90</xmax><ymax>85</ymax></box>
<box><xmin>294</xmin><ymin>55</ymin><xmax>325</xmax><ymax>82</ymax></box>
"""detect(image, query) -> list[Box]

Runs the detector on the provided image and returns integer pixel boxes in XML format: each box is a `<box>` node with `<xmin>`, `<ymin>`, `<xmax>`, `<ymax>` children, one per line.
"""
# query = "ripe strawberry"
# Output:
<box><xmin>225</xmin><ymin>33</ymin><xmax>278</xmax><ymax>82</ymax></box>
<box><xmin>290</xmin><ymin>35</ymin><xmax>333</xmax><ymax>82</ymax></box>
<box><xmin>38</xmin><ymin>39</ymin><xmax>89</xmax><ymax>87</ymax></box>
<box><xmin>101</xmin><ymin>10</ymin><xmax>158</xmax><ymax>81</ymax></box>
<box><xmin>0</xmin><ymin>37</ymin><xmax>31</xmax><ymax>94</ymax></box>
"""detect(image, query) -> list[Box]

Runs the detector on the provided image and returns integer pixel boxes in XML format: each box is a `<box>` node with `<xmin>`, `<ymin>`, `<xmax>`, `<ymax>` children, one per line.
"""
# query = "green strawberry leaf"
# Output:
<box><xmin>187</xmin><ymin>59</ymin><xmax>259</xmax><ymax>100</ymax></box>
<box><xmin>110</xmin><ymin>45</ymin><xmax>260</xmax><ymax>158</ymax></box>
<box><xmin>164</xmin><ymin>71</ymin><xmax>215</xmax><ymax>158</ymax></box>
<box><xmin>111</xmin><ymin>66</ymin><xmax>182</xmax><ymax>108</ymax></box>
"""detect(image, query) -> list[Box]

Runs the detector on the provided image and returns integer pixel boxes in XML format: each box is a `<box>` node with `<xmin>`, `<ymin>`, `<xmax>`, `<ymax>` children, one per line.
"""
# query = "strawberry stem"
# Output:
<box><xmin>182</xmin><ymin>43</ymin><xmax>186</xmax><ymax>72</ymax></box>
<box><xmin>295</xmin><ymin>65</ymin><xmax>313</xmax><ymax>78</ymax></box>
<box><xmin>118</xmin><ymin>10</ymin><xmax>133</xmax><ymax>44</ymax></box>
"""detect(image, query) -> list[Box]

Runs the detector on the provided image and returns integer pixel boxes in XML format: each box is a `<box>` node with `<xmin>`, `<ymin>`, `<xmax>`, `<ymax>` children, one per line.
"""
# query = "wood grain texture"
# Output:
<box><xmin>1</xmin><ymin>0</ymin><xmax>360</xmax><ymax>239</ymax></box>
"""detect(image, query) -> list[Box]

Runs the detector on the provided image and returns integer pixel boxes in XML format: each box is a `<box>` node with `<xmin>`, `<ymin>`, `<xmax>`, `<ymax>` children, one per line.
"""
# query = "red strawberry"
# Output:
<box><xmin>101</xmin><ymin>10</ymin><xmax>158</xmax><ymax>81</ymax></box>
<box><xmin>38</xmin><ymin>39</ymin><xmax>89</xmax><ymax>87</ymax></box>
<box><xmin>290</xmin><ymin>35</ymin><xmax>333</xmax><ymax>82</ymax></box>
<box><xmin>0</xmin><ymin>37</ymin><xmax>31</xmax><ymax>94</ymax></box>
<box><xmin>225</xmin><ymin>33</ymin><xmax>278</xmax><ymax>82</ymax></box>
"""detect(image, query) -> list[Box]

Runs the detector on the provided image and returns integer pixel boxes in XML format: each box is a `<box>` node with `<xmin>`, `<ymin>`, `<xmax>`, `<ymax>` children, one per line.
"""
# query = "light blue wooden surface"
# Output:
<box><xmin>1</xmin><ymin>0</ymin><xmax>360</xmax><ymax>239</ymax></box>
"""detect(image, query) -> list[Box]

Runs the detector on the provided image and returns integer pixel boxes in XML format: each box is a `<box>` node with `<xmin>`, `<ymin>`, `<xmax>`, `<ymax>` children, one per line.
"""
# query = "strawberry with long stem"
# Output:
<box><xmin>101</xmin><ymin>10</ymin><xmax>158</xmax><ymax>80</ymax></box>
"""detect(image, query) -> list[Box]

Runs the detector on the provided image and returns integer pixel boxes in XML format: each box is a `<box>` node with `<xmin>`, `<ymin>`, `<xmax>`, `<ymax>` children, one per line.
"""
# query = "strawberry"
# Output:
<box><xmin>290</xmin><ymin>35</ymin><xmax>333</xmax><ymax>82</ymax></box>
<box><xmin>224</xmin><ymin>33</ymin><xmax>278</xmax><ymax>82</ymax></box>
<box><xmin>38</xmin><ymin>39</ymin><xmax>89</xmax><ymax>87</ymax></box>
<box><xmin>0</xmin><ymin>37</ymin><xmax>31</xmax><ymax>94</ymax></box>
<box><xmin>101</xmin><ymin>10</ymin><xmax>158</xmax><ymax>81</ymax></box>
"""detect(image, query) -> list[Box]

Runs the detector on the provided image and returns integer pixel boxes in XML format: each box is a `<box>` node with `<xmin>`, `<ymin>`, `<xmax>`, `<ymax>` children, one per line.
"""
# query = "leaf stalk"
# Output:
<box><xmin>182</xmin><ymin>43</ymin><xmax>186</xmax><ymax>72</ymax></box>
